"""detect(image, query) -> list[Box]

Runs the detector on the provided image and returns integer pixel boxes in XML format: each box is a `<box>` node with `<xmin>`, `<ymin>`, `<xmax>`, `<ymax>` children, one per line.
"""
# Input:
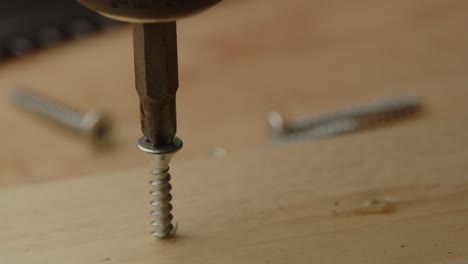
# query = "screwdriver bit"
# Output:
<box><xmin>79</xmin><ymin>0</ymin><xmax>221</xmax><ymax>146</ymax></box>
<box><xmin>133</xmin><ymin>22</ymin><xmax>178</xmax><ymax>147</ymax></box>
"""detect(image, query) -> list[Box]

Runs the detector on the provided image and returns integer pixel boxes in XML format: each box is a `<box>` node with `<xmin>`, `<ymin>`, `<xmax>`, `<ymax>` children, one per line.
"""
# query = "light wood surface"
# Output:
<box><xmin>0</xmin><ymin>116</ymin><xmax>467</xmax><ymax>263</ymax></box>
<box><xmin>1</xmin><ymin>0</ymin><xmax>467</xmax><ymax>187</ymax></box>
<box><xmin>1</xmin><ymin>0</ymin><xmax>468</xmax><ymax>262</ymax></box>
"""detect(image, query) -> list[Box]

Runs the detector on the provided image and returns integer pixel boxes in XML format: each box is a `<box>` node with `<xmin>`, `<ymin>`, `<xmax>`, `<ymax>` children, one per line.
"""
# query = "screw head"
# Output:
<box><xmin>78</xmin><ymin>0</ymin><xmax>223</xmax><ymax>23</ymax></box>
<box><xmin>81</xmin><ymin>111</ymin><xmax>113</xmax><ymax>144</ymax></box>
<box><xmin>266</xmin><ymin>111</ymin><xmax>287</xmax><ymax>135</ymax></box>
<box><xmin>137</xmin><ymin>136</ymin><xmax>183</xmax><ymax>154</ymax></box>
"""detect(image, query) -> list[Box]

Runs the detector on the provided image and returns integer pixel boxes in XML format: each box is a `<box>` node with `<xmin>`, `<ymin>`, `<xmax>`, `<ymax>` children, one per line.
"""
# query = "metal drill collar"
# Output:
<box><xmin>79</xmin><ymin>0</ymin><xmax>222</xmax><ymax>23</ymax></box>
<box><xmin>137</xmin><ymin>136</ymin><xmax>183</xmax><ymax>154</ymax></box>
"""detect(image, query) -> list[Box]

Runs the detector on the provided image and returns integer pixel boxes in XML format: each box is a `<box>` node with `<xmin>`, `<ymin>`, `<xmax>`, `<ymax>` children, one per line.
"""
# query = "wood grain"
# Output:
<box><xmin>1</xmin><ymin>0</ymin><xmax>468</xmax><ymax>257</ymax></box>
<box><xmin>0</xmin><ymin>110</ymin><xmax>467</xmax><ymax>263</ymax></box>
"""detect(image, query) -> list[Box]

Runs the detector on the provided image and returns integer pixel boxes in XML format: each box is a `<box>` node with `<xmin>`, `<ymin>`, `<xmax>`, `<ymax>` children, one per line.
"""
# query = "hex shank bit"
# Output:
<box><xmin>133</xmin><ymin>22</ymin><xmax>178</xmax><ymax>147</ymax></box>
<box><xmin>77</xmin><ymin>0</ymin><xmax>222</xmax><ymax>147</ymax></box>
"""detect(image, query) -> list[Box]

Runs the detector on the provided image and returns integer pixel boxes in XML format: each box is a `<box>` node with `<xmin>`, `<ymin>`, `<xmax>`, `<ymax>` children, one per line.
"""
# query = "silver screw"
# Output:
<box><xmin>268</xmin><ymin>96</ymin><xmax>421</xmax><ymax>143</ymax></box>
<box><xmin>137</xmin><ymin>137</ymin><xmax>183</xmax><ymax>239</ymax></box>
<box><xmin>11</xmin><ymin>87</ymin><xmax>112</xmax><ymax>144</ymax></box>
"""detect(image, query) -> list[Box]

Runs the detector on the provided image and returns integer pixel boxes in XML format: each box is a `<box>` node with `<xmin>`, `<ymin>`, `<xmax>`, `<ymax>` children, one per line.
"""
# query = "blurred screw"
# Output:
<box><xmin>6</xmin><ymin>37</ymin><xmax>35</xmax><ymax>57</ymax></box>
<box><xmin>67</xmin><ymin>20</ymin><xmax>95</xmax><ymax>38</ymax></box>
<box><xmin>36</xmin><ymin>28</ymin><xmax>64</xmax><ymax>48</ymax></box>
<box><xmin>11</xmin><ymin>87</ymin><xmax>112</xmax><ymax>145</ymax></box>
<box><xmin>268</xmin><ymin>96</ymin><xmax>421</xmax><ymax>144</ymax></box>
<box><xmin>95</xmin><ymin>17</ymin><xmax>122</xmax><ymax>30</ymax></box>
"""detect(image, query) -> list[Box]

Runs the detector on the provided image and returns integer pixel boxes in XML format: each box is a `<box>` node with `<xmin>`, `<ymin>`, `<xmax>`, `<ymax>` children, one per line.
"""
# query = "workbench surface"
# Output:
<box><xmin>0</xmin><ymin>0</ymin><xmax>467</xmax><ymax>263</ymax></box>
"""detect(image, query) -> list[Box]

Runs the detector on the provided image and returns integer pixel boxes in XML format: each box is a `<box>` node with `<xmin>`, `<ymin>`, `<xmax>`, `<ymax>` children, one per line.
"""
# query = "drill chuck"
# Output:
<box><xmin>78</xmin><ymin>0</ymin><xmax>222</xmax><ymax>23</ymax></box>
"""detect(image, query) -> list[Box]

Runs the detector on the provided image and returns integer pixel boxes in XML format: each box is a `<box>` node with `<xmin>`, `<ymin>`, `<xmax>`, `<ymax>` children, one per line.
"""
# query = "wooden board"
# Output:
<box><xmin>1</xmin><ymin>0</ymin><xmax>468</xmax><ymax>261</ymax></box>
<box><xmin>0</xmin><ymin>113</ymin><xmax>467</xmax><ymax>263</ymax></box>
<box><xmin>1</xmin><ymin>0</ymin><xmax>468</xmax><ymax>187</ymax></box>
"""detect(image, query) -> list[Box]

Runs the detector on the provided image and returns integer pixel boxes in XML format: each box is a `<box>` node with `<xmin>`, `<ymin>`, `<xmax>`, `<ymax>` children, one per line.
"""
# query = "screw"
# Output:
<box><xmin>36</xmin><ymin>28</ymin><xmax>65</xmax><ymax>48</ymax></box>
<box><xmin>137</xmin><ymin>137</ymin><xmax>183</xmax><ymax>239</ymax></box>
<box><xmin>11</xmin><ymin>87</ymin><xmax>112</xmax><ymax>145</ymax></box>
<box><xmin>6</xmin><ymin>37</ymin><xmax>35</xmax><ymax>57</ymax></box>
<box><xmin>268</xmin><ymin>96</ymin><xmax>421</xmax><ymax>143</ymax></box>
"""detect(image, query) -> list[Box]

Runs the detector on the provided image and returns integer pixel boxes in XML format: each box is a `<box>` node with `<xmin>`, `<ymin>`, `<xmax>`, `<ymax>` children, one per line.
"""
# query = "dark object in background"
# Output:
<box><xmin>0</xmin><ymin>0</ymin><xmax>121</xmax><ymax>61</ymax></box>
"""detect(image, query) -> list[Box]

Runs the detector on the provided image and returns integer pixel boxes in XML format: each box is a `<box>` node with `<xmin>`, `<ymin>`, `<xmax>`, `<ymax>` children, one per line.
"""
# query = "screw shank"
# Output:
<box><xmin>12</xmin><ymin>88</ymin><xmax>83</xmax><ymax>130</ymax></box>
<box><xmin>133</xmin><ymin>22</ymin><xmax>178</xmax><ymax>147</ymax></box>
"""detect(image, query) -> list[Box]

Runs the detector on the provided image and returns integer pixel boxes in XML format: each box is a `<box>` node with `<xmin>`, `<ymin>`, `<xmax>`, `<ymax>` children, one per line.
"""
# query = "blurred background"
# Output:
<box><xmin>0</xmin><ymin>0</ymin><xmax>120</xmax><ymax>60</ymax></box>
<box><xmin>0</xmin><ymin>0</ymin><xmax>466</xmax><ymax>188</ymax></box>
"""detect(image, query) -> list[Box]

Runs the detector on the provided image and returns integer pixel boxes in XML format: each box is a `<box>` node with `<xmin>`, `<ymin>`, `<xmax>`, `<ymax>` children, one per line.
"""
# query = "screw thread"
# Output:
<box><xmin>289</xmin><ymin>97</ymin><xmax>420</xmax><ymax>134</ymax></box>
<box><xmin>137</xmin><ymin>136</ymin><xmax>182</xmax><ymax>239</ymax></box>
<box><xmin>268</xmin><ymin>97</ymin><xmax>421</xmax><ymax>144</ymax></box>
<box><xmin>353</xmin><ymin>97</ymin><xmax>420</xmax><ymax>128</ymax></box>
<box><xmin>149</xmin><ymin>165</ymin><xmax>174</xmax><ymax>238</ymax></box>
